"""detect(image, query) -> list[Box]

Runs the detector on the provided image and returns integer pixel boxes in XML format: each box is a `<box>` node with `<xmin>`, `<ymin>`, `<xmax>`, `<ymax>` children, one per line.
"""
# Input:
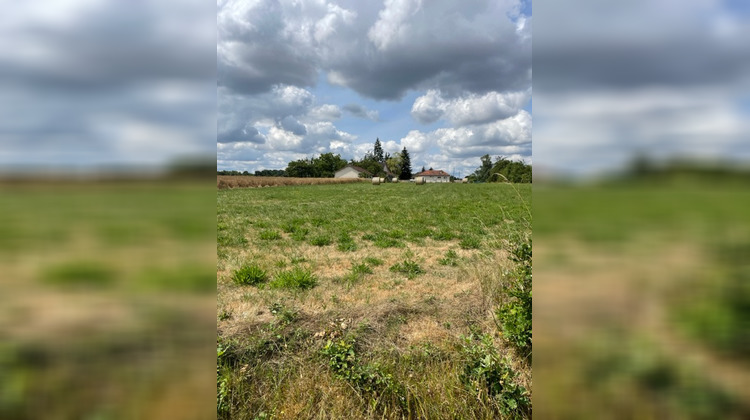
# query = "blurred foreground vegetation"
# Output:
<box><xmin>534</xmin><ymin>167</ymin><xmax>750</xmax><ymax>419</ymax></box>
<box><xmin>0</xmin><ymin>178</ymin><xmax>216</xmax><ymax>419</ymax></box>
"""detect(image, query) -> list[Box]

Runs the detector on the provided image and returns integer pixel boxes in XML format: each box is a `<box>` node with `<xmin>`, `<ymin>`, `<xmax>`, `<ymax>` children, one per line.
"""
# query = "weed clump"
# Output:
<box><xmin>460</xmin><ymin>332</ymin><xmax>531</xmax><ymax>418</ymax></box>
<box><xmin>259</xmin><ymin>230</ymin><xmax>282</xmax><ymax>240</ymax></box>
<box><xmin>438</xmin><ymin>249</ymin><xmax>460</xmax><ymax>266</ymax></box>
<box><xmin>496</xmin><ymin>239</ymin><xmax>532</xmax><ymax>354</ymax></box>
<box><xmin>270</xmin><ymin>267</ymin><xmax>317</xmax><ymax>290</ymax></box>
<box><xmin>309</xmin><ymin>235</ymin><xmax>332</xmax><ymax>247</ymax></box>
<box><xmin>321</xmin><ymin>339</ymin><xmax>406</xmax><ymax>411</ymax></box>
<box><xmin>459</xmin><ymin>235</ymin><xmax>482</xmax><ymax>249</ymax></box>
<box><xmin>232</xmin><ymin>264</ymin><xmax>268</xmax><ymax>286</ymax></box>
<box><xmin>389</xmin><ymin>259</ymin><xmax>424</xmax><ymax>279</ymax></box>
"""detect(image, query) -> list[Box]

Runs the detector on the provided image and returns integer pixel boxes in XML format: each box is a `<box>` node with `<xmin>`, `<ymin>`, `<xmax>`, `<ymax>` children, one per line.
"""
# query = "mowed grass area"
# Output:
<box><xmin>0</xmin><ymin>180</ymin><xmax>216</xmax><ymax>419</ymax></box>
<box><xmin>533</xmin><ymin>181</ymin><xmax>750</xmax><ymax>419</ymax></box>
<box><xmin>217</xmin><ymin>182</ymin><xmax>531</xmax><ymax>419</ymax></box>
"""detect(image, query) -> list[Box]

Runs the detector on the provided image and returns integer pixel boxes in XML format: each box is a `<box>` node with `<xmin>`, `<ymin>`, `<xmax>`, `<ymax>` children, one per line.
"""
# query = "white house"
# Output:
<box><xmin>414</xmin><ymin>169</ymin><xmax>451</xmax><ymax>183</ymax></box>
<box><xmin>334</xmin><ymin>165</ymin><xmax>371</xmax><ymax>179</ymax></box>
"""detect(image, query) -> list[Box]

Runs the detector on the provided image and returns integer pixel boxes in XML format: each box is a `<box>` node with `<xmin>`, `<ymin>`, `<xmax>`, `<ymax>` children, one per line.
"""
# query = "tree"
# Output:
<box><xmin>399</xmin><ymin>147</ymin><xmax>412</xmax><ymax>180</ymax></box>
<box><xmin>472</xmin><ymin>154</ymin><xmax>494</xmax><ymax>182</ymax></box>
<box><xmin>421</xmin><ymin>166</ymin><xmax>426</xmax><ymax>173</ymax></box>
<box><xmin>315</xmin><ymin>152</ymin><xmax>347</xmax><ymax>177</ymax></box>
<box><xmin>373</xmin><ymin>138</ymin><xmax>384</xmax><ymax>163</ymax></box>
<box><xmin>386</xmin><ymin>154</ymin><xmax>403</xmax><ymax>176</ymax></box>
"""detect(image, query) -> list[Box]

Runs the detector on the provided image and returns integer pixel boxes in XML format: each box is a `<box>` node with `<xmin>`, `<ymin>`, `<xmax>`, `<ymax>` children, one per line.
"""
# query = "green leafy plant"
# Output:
<box><xmin>460</xmin><ymin>332</ymin><xmax>531</xmax><ymax>418</ymax></box>
<box><xmin>321</xmin><ymin>339</ymin><xmax>405</xmax><ymax>410</ymax></box>
<box><xmin>270</xmin><ymin>268</ymin><xmax>317</xmax><ymax>290</ymax></box>
<box><xmin>232</xmin><ymin>264</ymin><xmax>268</xmax><ymax>286</ymax></box>
<box><xmin>496</xmin><ymin>239</ymin><xmax>532</xmax><ymax>354</ymax></box>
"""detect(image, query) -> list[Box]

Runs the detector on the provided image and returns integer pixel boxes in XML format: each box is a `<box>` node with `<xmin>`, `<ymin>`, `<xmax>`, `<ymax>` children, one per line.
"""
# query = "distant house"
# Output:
<box><xmin>415</xmin><ymin>169</ymin><xmax>451</xmax><ymax>183</ymax></box>
<box><xmin>334</xmin><ymin>165</ymin><xmax>371</xmax><ymax>179</ymax></box>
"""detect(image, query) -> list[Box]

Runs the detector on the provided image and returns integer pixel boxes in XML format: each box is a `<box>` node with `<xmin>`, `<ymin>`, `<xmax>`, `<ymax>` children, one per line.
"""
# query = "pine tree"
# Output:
<box><xmin>373</xmin><ymin>138</ymin><xmax>384</xmax><ymax>163</ymax></box>
<box><xmin>399</xmin><ymin>147</ymin><xmax>412</xmax><ymax>180</ymax></box>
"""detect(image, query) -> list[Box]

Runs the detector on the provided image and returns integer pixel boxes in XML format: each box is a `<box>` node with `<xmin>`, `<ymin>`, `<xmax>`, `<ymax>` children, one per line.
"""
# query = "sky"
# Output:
<box><xmin>217</xmin><ymin>0</ymin><xmax>532</xmax><ymax>177</ymax></box>
<box><xmin>533</xmin><ymin>0</ymin><xmax>750</xmax><ymax>177</ymax></box>
<box><xmin>0</xmin><ymin>1</ymin><xmax>216</xmax><ymax>172</ymax></box>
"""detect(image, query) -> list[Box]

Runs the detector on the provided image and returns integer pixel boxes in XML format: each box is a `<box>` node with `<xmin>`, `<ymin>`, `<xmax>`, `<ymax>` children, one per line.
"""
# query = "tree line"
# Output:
<box><xmin>218</xmin><ymin>143</ymin><xmax>531</xmax><ymax>183</ymax></box>
<box><xmin>467</xmin><ymin>154</ymin><xmax>532</xmax><ymax>183</ymax></box>
<box><xmin>217</xmin><ymin>138</ymin><xmax>413</xmax><ymax>180</ymax></box>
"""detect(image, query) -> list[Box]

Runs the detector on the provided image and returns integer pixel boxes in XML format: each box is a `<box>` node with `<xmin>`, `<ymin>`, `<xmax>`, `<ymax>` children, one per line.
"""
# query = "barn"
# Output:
<box><xmin>414</xmin><ymin>169</ymin><xmax>451</xmax><ymax>183</ymax></box>
<box><xmin>334</xmin><ymin>165</ymin><xmax>371</xmax><ymax>179</ymax></box>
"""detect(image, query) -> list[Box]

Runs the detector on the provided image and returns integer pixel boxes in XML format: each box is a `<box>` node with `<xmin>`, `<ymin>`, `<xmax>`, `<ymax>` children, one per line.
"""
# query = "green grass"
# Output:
<box><xmin>269</xmin><ymin>267</ymin><xmax>318</xmax><ymax>290</ymax></box>
<box><xmin>217</xmin><ymin>183</ymin><xmax>530</xmax><ymax>255</ymax></box>
<box><xmin>217</xmin><ymin>182</ymin><xmax>531</xmax><ymax>419</ymax></box>
<box><xmin>232</xmin><ymin>264</ymin><xmax>268</xmax><ymax>286</ymax></box>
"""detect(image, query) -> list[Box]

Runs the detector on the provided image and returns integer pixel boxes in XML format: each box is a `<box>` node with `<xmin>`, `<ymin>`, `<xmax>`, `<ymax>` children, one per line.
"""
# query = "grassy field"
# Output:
<box><xmin>533</xmin><ymin>180</ymin><xmax>750</xmax><ymax>419</ymax></box>
<box><xmin>0</xmin><ymin>180</ymin><xmax>216</xmax><ymax>419</ymax></box>
<box><xmin>217</xmin><ymin>181</ymin><xmax>532</xmax><ymax>419</ymax></box>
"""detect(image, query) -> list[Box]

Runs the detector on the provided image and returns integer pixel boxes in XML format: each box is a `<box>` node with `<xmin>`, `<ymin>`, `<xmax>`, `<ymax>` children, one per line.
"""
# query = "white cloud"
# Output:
<box><xmin>411</xmin><ymin>89</ymin><xmax>530</xmax><ymax>125</ymax></box>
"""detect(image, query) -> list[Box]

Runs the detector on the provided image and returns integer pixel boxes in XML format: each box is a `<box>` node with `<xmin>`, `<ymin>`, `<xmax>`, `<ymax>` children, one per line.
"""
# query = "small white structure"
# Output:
<box><xmin>414</xmin><ymin>169</ymin><xmax>451</xmax><ymax>183</ymax></box>
<box><xmin>335</xmin><ymin>165</ymin><xmax>371</xmax><ymax>179</ymax></box>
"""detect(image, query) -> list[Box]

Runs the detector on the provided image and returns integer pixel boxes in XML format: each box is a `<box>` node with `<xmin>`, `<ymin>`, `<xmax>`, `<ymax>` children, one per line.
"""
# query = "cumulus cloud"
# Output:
<box><xmin>217</xmin><ymin>0</ymin><xmax>531</xmax><ymax>172</ymax></box>
<box><xmin>278</xmin><ymin>116</ymin><xmax>307</xmax><ymax>135</ymax></box>
<box><xmin>218</xmin><ymin>0</ymin><xmax>530</xmax><ymax>100</ymax></box>
<box><xmin>411</xmin><ymin>89</ymin><xmax>530</xmax><ymax>125</ymax></box>
<box><xmin>343</xmin><ymin>103</ymin><xmax>380</xmax><ymax>121</ymax></box>
<box><xmin>217</xmin><ymin>122</ymin><xmax>266</xmax><ymax>144</ymax></box>
<box><xmin>307</xmin><ymin>104</ymin><xmax>342</xmax><ymax>121</ymax></box>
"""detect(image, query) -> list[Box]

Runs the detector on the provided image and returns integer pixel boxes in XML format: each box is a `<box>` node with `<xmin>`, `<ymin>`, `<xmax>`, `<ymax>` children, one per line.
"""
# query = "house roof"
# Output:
<box><xmin>339</xmin><ymin>164</ymin><xmax>371</xmax><ymax>175</ymax></box>
<box><xmin>415</xmin><ymin>169</ymin><xmax>451</xmax><ymax>177</ymax></box>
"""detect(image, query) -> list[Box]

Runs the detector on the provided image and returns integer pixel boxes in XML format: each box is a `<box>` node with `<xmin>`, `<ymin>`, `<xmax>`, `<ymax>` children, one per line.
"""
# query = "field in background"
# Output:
<box><xmin>217</xmin><ymin>175</ymin><xmax>366</xmax><ymax>189</ymax></box>
<box><xmin>217</xmin><ymin>182</ymin><xmax>531</xmax><ymax>419</ymax></box>
<box><xmin>0</xmin><ymin>180</ymin><xmax>216</xmax><ymax>419</ymax></box>
<box><xmin>534</xmin><ymin>181</ymin><xmax>750</xmax><ymax>419</ymax></box>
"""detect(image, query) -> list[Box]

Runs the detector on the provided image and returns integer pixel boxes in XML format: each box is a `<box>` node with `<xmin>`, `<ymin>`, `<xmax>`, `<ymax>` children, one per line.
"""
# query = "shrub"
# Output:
<box><xmin>232</xmin><ymin>264</ymin><xmax>268</xmax><ymax>286</ymax></box>
<box><xmin>270</xmin><ymin>268</ymin><xmax>317</xmax><ymax>290</ymax></box>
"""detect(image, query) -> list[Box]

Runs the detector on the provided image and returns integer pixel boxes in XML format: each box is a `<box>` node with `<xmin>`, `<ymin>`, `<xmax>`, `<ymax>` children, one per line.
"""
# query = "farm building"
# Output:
<box><xmin>414</xmin><ymin>169</ymin><xmax>451</xmax><ymax>183</ymax></box>
<box><xmin>334</xmin><ymin>165</ymin><xmax>371</xmax><ymax>179</ymax></box>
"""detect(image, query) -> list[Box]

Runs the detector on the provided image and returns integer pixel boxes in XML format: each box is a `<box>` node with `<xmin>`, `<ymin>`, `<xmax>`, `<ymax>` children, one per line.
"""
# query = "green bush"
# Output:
<box><xmin>232</xmin><ymin>264</ymin><xmax>268</xmax><ymax>286</ymax></box>
<box><xmin>270</xmin><ymin>268</ymin><xmax>317</xmax><ymax>290</ymax></box>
